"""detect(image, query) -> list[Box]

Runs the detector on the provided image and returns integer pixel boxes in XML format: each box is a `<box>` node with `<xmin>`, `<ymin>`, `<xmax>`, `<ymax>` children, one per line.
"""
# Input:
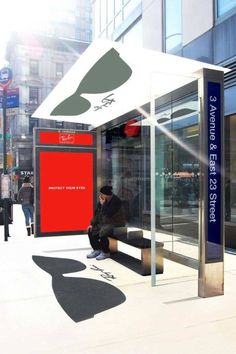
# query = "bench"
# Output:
<box><xmin>108</xmin><ymin>227</ymin><xmax>164</xmax><ymax>276</ymax></box>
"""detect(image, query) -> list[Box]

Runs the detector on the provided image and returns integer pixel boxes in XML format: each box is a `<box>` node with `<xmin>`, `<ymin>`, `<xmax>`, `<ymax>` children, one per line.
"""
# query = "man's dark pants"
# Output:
<box><xmin>88</xmin><ymin>224</ymin><xmax>113</xmax><ymax>253</ymax></box>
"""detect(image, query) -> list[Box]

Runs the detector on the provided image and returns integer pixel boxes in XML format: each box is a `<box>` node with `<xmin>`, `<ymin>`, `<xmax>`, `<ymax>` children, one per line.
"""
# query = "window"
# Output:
<box><xmin>76</xmin><ymin>123</ymin><xmax>88</xmax><ymax>130</ymax></box>
<box><xmin>114</xmin><ymin>11</ymin><xmax>123</xmax><ymax>29</ymax></box>
<box><xmin>56</xmin><ymin>120</ymin><xmax>64</xmax><ymax>129</ymax></box>
<box><xmin>101</xmin><ymin>119</ymin><xmax>143</xmax><ymax>226</ymax></box>
<box><xmin>114</xmin><ymin>0</ymin><xmax>123</xmax><ymax>29</ymax></box>
<box><xmin>29</xmin><ymin>117</ymin><xmax>39</xmax><ymax>135</ymax></box>
<box><xmin>124</xmin><ymin>0</ymin><xmax>141</xmax><ymax>19</ymax></box>
<box><xmin>164</xmin><ymin>0</ymin><xmax>182</xmax><ymax>53</ymax></box>
<box><xmin>76</xmin><ymin>29</ymin><xmax>91</xmax><ymax>41</ymax></box>
<box><xmin>225</xmin><ymin>114</ymin><xmax>236</xmax><ymax>222</ymax></box>
<box><xmin>100</xmin><ymin>0</ymin><xmax>107</xmax><ymax>31</ymax></box>
<box><xmin>217</xmin><ymin>0</ymin><xmax>236</xmax><ymax>18</ymax></box>
<box><xmin>122</xmin><ymin>19</ymin><xmax>143</xmax><ymax>47</ymax></box>
<box><xmin>29</xmin><ymin>87</ymin><xmax>39</xmax><ymax>105</ymax></box>
<box><xmin>29</xmin><ymin>59</ymin><xmax>39</xmax><ymax>76</ymax></box>
<box><xmin>94</xmin><ymin>0</ymin><xmax>101</xmax><ymax>37</ymax></box>
<box><xmin>56</xmin><ymin>63</ymin><xmax>64</xmax><ymax>78</ymax></box>
<box><xmin>19</xmin><ymin>148</ymin><xmax>32</xmax><ymax>169</ymax></box>
<box><xmin>115</xmin><ymin>0</ymin><xmax>123</xmax><ymax>14</ymax></box>
<box><xmin>107</xmin><ymin>0</ymin><xmax>115</xmax><ymax>23</ymax></box>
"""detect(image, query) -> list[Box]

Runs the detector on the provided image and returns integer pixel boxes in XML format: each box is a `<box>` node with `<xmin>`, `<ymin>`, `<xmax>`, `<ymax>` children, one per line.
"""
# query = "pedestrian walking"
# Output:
<box><xmin>17</xmin><ymin>176</ymin><xmax>34</xmax><ymax>236</ymax></box>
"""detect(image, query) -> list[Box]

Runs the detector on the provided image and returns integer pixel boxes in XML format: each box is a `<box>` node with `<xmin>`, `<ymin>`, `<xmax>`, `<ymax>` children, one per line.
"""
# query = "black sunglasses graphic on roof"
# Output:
<box><xmin>51</xmin><ymin>48</ymin><xmax>133</xmax><ymax>117</ymax></box>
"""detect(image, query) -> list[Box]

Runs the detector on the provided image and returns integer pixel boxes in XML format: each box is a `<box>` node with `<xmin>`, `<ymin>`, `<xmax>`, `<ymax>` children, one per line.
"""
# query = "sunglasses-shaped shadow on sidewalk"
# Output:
<box><xmin>32</xmin><ymin>255</ymin><xmax>126</xmax><ymax>322</ymax></box>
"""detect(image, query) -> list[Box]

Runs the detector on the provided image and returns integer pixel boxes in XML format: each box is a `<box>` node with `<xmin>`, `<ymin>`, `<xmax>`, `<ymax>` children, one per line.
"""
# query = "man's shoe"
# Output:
<box><xmin>96</xmin><ymin>252</ymin><xmax>110</xmax><ymax>260</ymax></box>
<box><xmin>86</xmin><ymin>250</ymin><xmax>101</xmax><ymax>259</ymax></box>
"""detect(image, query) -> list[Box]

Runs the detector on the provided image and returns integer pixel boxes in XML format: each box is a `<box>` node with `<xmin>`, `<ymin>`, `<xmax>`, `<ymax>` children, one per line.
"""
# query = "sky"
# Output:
<box><xmin>0</xmin><ymin>0</ymin><xmax>65</xmax><ymax>67</ymax></box>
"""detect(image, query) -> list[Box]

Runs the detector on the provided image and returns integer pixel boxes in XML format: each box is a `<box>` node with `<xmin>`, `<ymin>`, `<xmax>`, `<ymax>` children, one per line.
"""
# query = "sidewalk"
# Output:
<box><xmin>0</xmin><ymin>205</ymin><xmax>236</xmax><ymax>354</ymax></box>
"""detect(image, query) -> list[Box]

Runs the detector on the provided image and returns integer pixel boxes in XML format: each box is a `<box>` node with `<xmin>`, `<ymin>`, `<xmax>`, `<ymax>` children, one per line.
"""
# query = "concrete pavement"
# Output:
<box><xmin>0</xmin><ymin>204</ymin><xmax>236</xmax><ymax>354</ymax></box>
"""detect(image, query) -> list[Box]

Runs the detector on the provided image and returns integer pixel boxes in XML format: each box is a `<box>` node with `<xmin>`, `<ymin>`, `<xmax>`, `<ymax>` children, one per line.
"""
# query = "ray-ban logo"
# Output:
<box><xmin>59</xmin><ymin>133</ymin><xmax>75</xmax><ymax>144</ymax></box>
<box><xmin>51</xmin><ymin>48</ymin><xmax>132</xmax><ymax>117</ymax></box>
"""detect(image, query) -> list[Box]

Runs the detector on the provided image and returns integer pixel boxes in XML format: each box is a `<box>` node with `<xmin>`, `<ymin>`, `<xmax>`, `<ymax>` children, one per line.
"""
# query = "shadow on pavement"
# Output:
<box><xmin>32</xmin><ymin>255</ymin><xmax>126</xmax><ymax>322</ymax></box>
<box><xmin>110</xmin><ymin>252</ymin><xmax>145</xmax><ymax>275</ymax></box>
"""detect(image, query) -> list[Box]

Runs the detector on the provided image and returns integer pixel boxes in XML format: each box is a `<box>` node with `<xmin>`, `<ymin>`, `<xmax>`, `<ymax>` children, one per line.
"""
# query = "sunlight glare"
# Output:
<box><xmin>4</xmin><ymin>0</ymin><xmax>55</xmax><ymax>33</ymax></box>
<box><xmin>137</xmin><ymin>106</ymin><xmax>208</xmax><ymax>166</ymax></box>
<box><xmin>0</xmin><ymin>0</ymin><xmax>58</xmax><ymax>60</ymax></box>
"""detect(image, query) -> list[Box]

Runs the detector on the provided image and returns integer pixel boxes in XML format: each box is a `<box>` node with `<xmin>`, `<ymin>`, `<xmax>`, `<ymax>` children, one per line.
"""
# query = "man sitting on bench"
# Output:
<box><xmin>87</xmin><ymin>185</ymin><xmax>126</xmax><ymax>260</ymax></box>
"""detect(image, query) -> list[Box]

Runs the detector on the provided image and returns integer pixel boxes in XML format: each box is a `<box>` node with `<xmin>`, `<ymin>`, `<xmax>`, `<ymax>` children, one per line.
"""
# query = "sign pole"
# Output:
<box><xmin>3</xmin><ymin>88</ymin><xmax>7</xmax><ymax>174</ymax></box>
<box><xmin>0</xmin><ymin>67</ymin><xmax>13</xmax><ymax>242</ymax></box>
<box><xmin>2</xmin><ymin>89</ymin><xmax>10</xmax><ymax>241</ymax></box>
<box><xmin>198</xmin><ymin>68</ymin><xmax>224</xmax><ymax>297</ymax></box>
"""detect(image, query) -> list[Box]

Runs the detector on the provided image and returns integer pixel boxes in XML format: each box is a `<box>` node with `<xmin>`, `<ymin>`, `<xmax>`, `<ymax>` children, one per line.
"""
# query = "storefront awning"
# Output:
<box><xmin>32</xmin><ymin>40</ymin><xmax>229</xmax><ymax>128</ymax></box>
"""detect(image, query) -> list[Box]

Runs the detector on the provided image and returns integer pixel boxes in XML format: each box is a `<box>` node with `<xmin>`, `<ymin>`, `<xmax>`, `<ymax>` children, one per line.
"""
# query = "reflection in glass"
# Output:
<box><xmin>94</xmin><ymin>0</ymin><xmax>101</xmax><ymax>37</ymax></box>
<box><xmin>107</xmin><ymin>0</ymin><xmax>115</xmax><ymax>23</ymax></box>
<box><xmin>101</xmin><ymin>93</ymin><xmax>199</xmax><ymax>261</ymax></box>
<box><xmin>165</xmin><ymin>0</ymin><xmax>182</xmax><ymax>53</ymax></box>
<box><xmin>225</xmin><ymin>114</ymin><xmax>236</xmax><ymax>222</ymax></box>
<box><xmin>124</xmin><ymin>0</ymin><xmax>141</xmax><ymax>19</ymax></box>
<box><xmin>115</xmin><ymin>11</ymin><xmax>123</xmax><ymax>29</ymax></box>
<box><xmin>155</xmin><ymin>95</ymin><xmax>199</xmax><ymax>259</ymax></box>
<box><xmin>217</xmin><ymin>0</ymin><xmax>236</xmax><ymax>17</ymax></box>
<box><xmin>102</xmin><ymin>120</ymin><xmax>143</xmax><ymax>227</ymax></box>
<box><xmin>123</xmin><ymin>19</ymin><xmax>143</xmax><ymax>47</ymax></box>
<box><xmin>115</xmin><ymin>0</ymin><xmax>123</xmax><ymax>14</ymax></box>
<box><xmin>100</xmin><ymin>0</ymin><xmax>107</xmax><ymax>31</ymax></box>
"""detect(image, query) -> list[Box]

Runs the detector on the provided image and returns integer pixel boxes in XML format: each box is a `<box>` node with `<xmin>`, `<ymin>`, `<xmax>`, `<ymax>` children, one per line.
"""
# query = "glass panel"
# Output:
<box><xmin>217</xmin><ymin>0</ymin><xmax>236</xmax><ymax>17</ymax></box>
<box><xmin>102</xmin><ymin>119</ymin><xmax>143</xmax><ymax>226</ymax></box>
<box><xmin>99</xmin><ymin>30</ymin><xmax>107</xmax><ymax>39</ymax></box>
<box><xmin>107</xmin><ymin>0</ymin><xmax>115</xmax><ymax>23</ymax></box>
<box><xmin>124</xmin><ymin>0</ymin><xmax>141</xmax><ymax>19</ymax></box>
<box><xmin>107</xmin><ymin>22</ymin><xmax>114</xmax><ymax>39</ymax></box>
<box><xmin>114</xmin><ymin>0</ymin><xmax>123</xmax><ymax>28</ymax></box>
<box><xmin>94</xmin><ymin>0</ymin><xmax>101</xmax><ymax>37</ymax></box>
<box><xmin>115</xmin><ymin>0</ymin><xmax>123</xmax><ymax>14</ymax></box>
<box><xmin>225</xmin><ymin>114</ymin><xmax>236</xmax><ymax>222</ymax></box>
<box><xmin>100</xmin><ymin>0</ymin><xmax>107</xmax><ymax>31</ymax></box>
<box><xmin>114</xmin><ymin>11</ymin><xmax>123</xmax><ymax>29</ymax></box>
<box><xmin>154</xmin><ymin>92</ymin><xmax>199</xmax><ymax>260</ymax></box>
<box><xmin>101</xmin><ymin>86</ymin><xmax>199</xmax><ymax>282</ymax></box>
<box><xmin>171</xmin><ymin>98</ymin><xmax>199</xmax><ymax>258</ymax></box>
<box><xmin>165</xmin><ymin>0</ymin><xmax>182</xmax><ymax>53</ymax></box>
<box><xmin>122</xmin><ymin>19</ymin><xmax>143</xmax><ymax>47</ymax></box>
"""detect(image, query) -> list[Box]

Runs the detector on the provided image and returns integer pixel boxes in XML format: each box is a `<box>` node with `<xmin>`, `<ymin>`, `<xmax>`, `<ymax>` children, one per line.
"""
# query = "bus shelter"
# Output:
<box><xmin>33</xmin><ymin>40</ymin><xmax>228</xmax><ymax>297</ymax></box>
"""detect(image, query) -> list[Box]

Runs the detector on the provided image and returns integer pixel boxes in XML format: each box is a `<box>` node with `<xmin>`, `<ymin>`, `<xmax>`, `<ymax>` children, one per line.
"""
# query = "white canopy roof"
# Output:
<box><xmin>33</xmin><ymin>40</ymin><xmax>229</xmax><ymax>128</ymax></box>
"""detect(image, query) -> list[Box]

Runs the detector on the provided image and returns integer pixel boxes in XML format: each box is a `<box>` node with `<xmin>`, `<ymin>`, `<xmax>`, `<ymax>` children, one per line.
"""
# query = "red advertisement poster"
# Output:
<box><xmin>39</xmin><ymin>131</ymin><xmax>94</xmax><ymax>146</ymax></box>
<box><xmin>39</xmin><ymin>150</ymin><xmax>94</xmax><ymax>233</ymax></box>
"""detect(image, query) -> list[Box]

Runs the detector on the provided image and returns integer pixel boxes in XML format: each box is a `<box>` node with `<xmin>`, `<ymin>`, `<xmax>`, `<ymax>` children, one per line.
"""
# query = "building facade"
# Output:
<box><xmin>4</xmin><ymin>0</ymin><xmax>92</xmax><ymax>197</ymax></box>
<box><xmin>92</xmin><ymin>0</ymin><xmax>236</xmax><ymax>248</ymax></box>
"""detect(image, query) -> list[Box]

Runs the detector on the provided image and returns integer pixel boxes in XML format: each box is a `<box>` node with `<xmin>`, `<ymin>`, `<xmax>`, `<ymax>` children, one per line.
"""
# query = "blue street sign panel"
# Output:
<box><xmin>0</xmin><ymin>67</ymin><xmax>13</xmax><ymax>89</ymax></box>
<box><xmin>206</xmin><ymin>81</ymin><xmax>223</xmax><ymax>262</ymax></box>
<box><xmin>0</xmin><ymin>88</ymin><xmax>19</xmax><ymax>108</ymax></box>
